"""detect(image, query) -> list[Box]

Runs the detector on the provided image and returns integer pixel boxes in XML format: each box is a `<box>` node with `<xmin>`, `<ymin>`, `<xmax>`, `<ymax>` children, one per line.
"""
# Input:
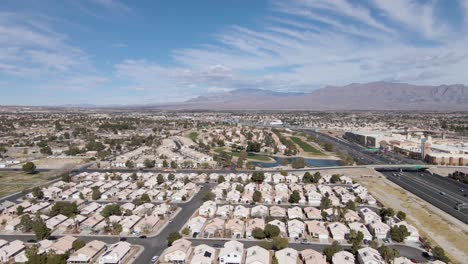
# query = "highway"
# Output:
<box><xmin>383</xmin><ymin>171</ymin><xmax>468</xmax><ymax>224</ymax></box>
<box><xmin>303</xmin><ymin>130</ymin><xmax>468</xmax><ymax>224</ymax></box>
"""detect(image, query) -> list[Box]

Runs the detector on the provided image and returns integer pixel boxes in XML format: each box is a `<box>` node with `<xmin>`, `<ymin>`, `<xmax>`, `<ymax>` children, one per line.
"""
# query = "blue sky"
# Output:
<box><xmin>1</xmin><ymin>0</ymin><xmax>468</xmax><ymax>105</ymax></box>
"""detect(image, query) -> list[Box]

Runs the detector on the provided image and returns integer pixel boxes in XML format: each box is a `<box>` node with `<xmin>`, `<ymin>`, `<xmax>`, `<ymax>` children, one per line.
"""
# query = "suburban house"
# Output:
<box><xmin>226</xmin><ymin>219</ymin><xmax>245</xmax><ymax>239</ymax></box>
<box><xmin>67</xmin><ymin>240</ymin><xmax>106</xmax><ymax>264</ymax></box>
<box><xmin>269</xmin><ymin>206</ymin><xmax>286</xmax><ymax>218</ymax></box>
<box><xmin>98</xmin><ymin>241</ymin><xmax>131</xmax><ymax>264</ymax></box>
<box><xmin>287</xmin><ymin>207</ymin><xmax>304</xmax><ymax>219</ymax></box>
<box><xmin>216</xmin><ymin>205</ymin><xmax>234</xmax><ymax>219</ymax></box>
<box><xmin>187</xmin><ymin>216</ymin><xmax>207</xmax><ymax>237</ymax></box>
<box><xmin>332</xmin><ymin>251</ymin><xmax>355</xmax><ymax>264</ymax></box>
<box><xmin>304</xmin><ymin>207</ymin><xmax>322</xmax><ymax>220</ymax></box>
<box><xmin>301</xmin><ymin>249</ymin><xmax>326</xmax><ymax>264</ymax></box>
<box><xmin>190</xmin><ymin>244</ymin><xmax>216</xmax><ymax>264</ymax></box>
<box><xmin>199</xmin><ymin>201</ymin><xmax>217</xmax><ymax>218</ymax></box>
<box><xmin>203</xmin><ymin>218</ymin><xmax>225</xmax><ymax>238</ymax></box>
<box><xmin>305</xmin><ymin>220</ymin><xmax>329</xmax><ymax>240</ymax></box>
<box><xmin>161</xmin><ymin>239</ymin><xmax>192</xmax><ymax>264</ymax></box>
<box><xmin>275</xmin><ymin>248</ymin><xmax>299</xmax><ymax>264</ymax></box>
<box><xmin>287</xmin><ymin>219</ymin><xmax>305</xmax><ymax>239</ymax></box>
<box><xmin>348</xmin><ymin>222</ymin><xmax>373</xmax><ymax>241</ymax></box>
<box><xmin>233</xmin><ymin>205</ymin><xmax>250</xmax><ymax>219</ymax></box>
<box><xmin>219</xmin><ymin>240</ymin><xmax>244</xmax><ymax>264</ymax></box>
<box><xmin>357</xmin><ymin>247</ymin><xmax>385</xmax><ymax>264</ymax></box>
<box><xmin>250</xmin><ymin>205</ymin><xmax>269</xmax><ymax>218</ymax></box>
<box><xmin>245</xmin><ymin>245</ymin><xmax>270</xmax><ymax>264</ymax></box>
<box><xmin>307</xmin><ymin>190</ymin><xmax>322</xmax><ymax>206</ymax></box>
<box><xmin>359</xmin><ymin>208</ymin><xmax>381</xmax><ymax>224</ymax></box>
<box><xmin>368</xmin><ymin>221</ymin><xmax>390</xmax><ymax>240</ymax></box>
<box><xmin>328</xmin><ymin>222</ymin><xmax>350</xmax><ymax>241</ymax></box>
<box><xmin>245</xmin><ymin>218</ymin><xmax>265</xmax><ymax>239</ymax></box>
<box><xmin>268</xmin><ymin>220</ymin><xmax>287</xmax><ymax>237</ymax></box>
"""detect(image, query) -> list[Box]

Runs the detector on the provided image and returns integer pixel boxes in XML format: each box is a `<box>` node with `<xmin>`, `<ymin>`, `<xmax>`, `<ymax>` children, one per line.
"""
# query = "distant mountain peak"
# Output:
<box><xmin>169</xmin><ymin>82</ymin><xmax>468</xmax><ymax>111</ymax></box>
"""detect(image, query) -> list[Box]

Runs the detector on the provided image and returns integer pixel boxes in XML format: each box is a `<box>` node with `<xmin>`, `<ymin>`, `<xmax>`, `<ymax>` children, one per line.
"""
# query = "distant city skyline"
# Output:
<box><xmin>1</xmin><ymin>0</ymin><xmax>468</xmax><ymax>105</ymax></box>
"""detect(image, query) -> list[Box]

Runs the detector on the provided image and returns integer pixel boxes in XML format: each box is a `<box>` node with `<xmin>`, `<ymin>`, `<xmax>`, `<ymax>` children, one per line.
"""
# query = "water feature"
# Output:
<box><xmin>250</xmin><ymin>154</ymin><xmax>341</xmax><ymax>168</ymax></box>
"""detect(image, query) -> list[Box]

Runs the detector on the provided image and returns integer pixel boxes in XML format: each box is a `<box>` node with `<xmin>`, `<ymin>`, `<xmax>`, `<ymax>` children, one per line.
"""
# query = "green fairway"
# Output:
<box><xmin>290</xmin><ymin>136</ymin><xmax>323</xmax><ymax>155</ymax></box>
<box><xmin>214</xmin><ymin>148</ymin><xmax>273</xmax><ymax>162</ymax></box>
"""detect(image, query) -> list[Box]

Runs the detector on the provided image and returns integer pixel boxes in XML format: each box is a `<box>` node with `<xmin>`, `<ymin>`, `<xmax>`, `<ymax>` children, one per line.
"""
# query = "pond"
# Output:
<box><xmin>250</xmin><ymin>154</ymin><xmax>342</xmax><ymax>168</ymax></box>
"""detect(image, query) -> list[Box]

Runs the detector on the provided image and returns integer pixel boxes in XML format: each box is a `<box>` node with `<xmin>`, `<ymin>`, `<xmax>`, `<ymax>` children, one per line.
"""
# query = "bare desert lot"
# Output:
<box><xmin>0</xmin><ymin>171</ymin><xmax>52</xmax><ymax>198</ymax></box>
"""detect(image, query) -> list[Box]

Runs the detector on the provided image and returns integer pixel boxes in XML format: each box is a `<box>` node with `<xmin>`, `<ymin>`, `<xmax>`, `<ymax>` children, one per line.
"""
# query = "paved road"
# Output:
<box><xmin>0</xmin><ymin>181</ymin><xmax>429</xmax><ymax>263</ymax></box>
<box><xmin>383</xmin><ymin>171</ymin><xmax>468</xmax><ymax>224</ymax></box>
<box><xmin>303</xmin><ymin>130</ymin><xmax>468</xmax><ymax>224</ymax></box>
<box><xmin>188</xmin><ymin>239</ymin><xmax>428</xmax><ymax>262</ymax></box>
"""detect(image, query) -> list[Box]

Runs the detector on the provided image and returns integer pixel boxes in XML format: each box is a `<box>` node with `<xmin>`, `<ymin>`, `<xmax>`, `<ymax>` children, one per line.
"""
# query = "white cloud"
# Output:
<box><xmin>0</xmin><ymin>12</ymin><xmax>90</xmax><ymax>77</ymax></box>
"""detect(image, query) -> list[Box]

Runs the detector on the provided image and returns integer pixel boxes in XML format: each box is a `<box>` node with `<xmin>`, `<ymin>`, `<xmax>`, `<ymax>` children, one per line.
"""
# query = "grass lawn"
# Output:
<box><xmin>189</xmin><ymin>131</ymin><xmax>199</xmax><ymax>142</ymax></box>
<box><xmin>290</xmin><ymin>136</ymin><xmax>323</xmax><ymax>155</ymax></box>
<box><xmin>214</xmin><ymin>148</ymin><xmax>273</xmax><ymax>162</ymax></box>
<box><xmin>0</xmin><ymin>172</ymin><xmax>50</xmax><ymax>198</ymax></box>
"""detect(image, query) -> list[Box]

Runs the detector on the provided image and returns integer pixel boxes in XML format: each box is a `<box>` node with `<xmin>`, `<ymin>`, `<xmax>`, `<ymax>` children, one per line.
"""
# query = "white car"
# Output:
<box><xmin>151</xmin><ymin>256</ymin><xmax>159</xmax><ymax>263</ymax></box>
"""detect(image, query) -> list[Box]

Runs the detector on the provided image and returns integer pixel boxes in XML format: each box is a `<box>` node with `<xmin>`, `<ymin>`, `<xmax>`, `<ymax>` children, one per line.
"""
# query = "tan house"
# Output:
<box><xmin>161</xmin><ymin>239</ymin><xmax>192</xmax><ymax>264</ymax></box>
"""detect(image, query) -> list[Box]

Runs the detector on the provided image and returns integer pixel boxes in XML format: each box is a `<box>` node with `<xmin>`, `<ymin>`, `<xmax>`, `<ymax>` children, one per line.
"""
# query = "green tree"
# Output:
<box><xmin>32</xmin><ymin>187</ymin><xmax>44</xmax><ymax>199</ymax></box>
<box><xmin>203</xmin><ymin>192</ymin><xmax>215</xmax><ymax>202</ymax></box>
<box><xmin>32</xmin><ymin>217</ymin><xmax>51</xmax><ymax>240</ymax></box>
<box><xmin>140</xmin><ymin>193</ymin><xmax>151</xmax><ymax>203</ymax></box>
<box><xmin>432</xmin><ymin>246</ymin><xmax>450</xmax><ymax>263</ymax></box>
<box><xmin>303</xmin><ymin>172</ymin><xmax>312</xmax><ymax>183</ymax></box>
<box><xmin>162</xmin><ymin>160</ymin><xmax>168</xmax><ymax>168</ymax></box>
<box><xmin>252</xmin><ymin>228</ymin><xmax>266</xmax><ymax>239</ymax></box>
<box><xmin>167</xmin><ymin>232</ymin><xmax>182</xmax><ymax>246</ymax></box>
<box><xmin>253</xmin><ymin>191</ymin><xmax>262</xmax><ymax>203</ymax></box>
<box><xmin>181</xmin><ymin>227</ymin><xmax>190</xmax><ymax>236</ymax></box>
<box><xmin>72</xmin><ymin>239</ymin><xmax>86</xmax><ymax>250</ymax></box>
<box><xmin>144</xmin><ymin>159</ymin><xmax>155</xmax><ymax>168</ymax></box>
<box><xmin>397</xmin><ymin>211</ymin><xmax>406</xmax><ymax>220</ymax></box>
<box><xmin>101</xmin><ymin>204</ymin><xmax>122</xmax><ymax>218</ymax></box>
<box><xmin>16</xmin><ymin>205</ymin><xmax>24</xmax><ymax>215</ymax></box>
<box><xmin>20</xmin><ymin>214</ymin><xmax>33</xmax><ymax>232</ymax></box>
<box><xmin>125</xmin><ymin>160</ymin><xmax>134</xmax><ymax>168</ymax></box>
<box><xmin>22</xmin><ymin>162</ymin><xmax>36</xmax><ymax>174</ymax></box>
<box><xmin>25</xmin><ymin>245</ymin><xmax>47</xmax><ymax>264</ymax></box>
<box><xmin>111</xmin><ymin>222</ymin><xmax>122</xmax><ymax>235</ymax></box>
<box><xmin>288</xmin><ymin>190</ymin><xmax>301</xmax><ymax>204</ymax></box>
<box><xmin>130</xmin><ymin>173</ymin><xmax>138</xmax><ymax>181</ymax></box>
<box><xmin>91</xmin><ymin>187</ymin><xmax>101</xmax><ymax>200</ymax></box>
<box><xmin>320</xmin><ymin>196</ymin><xmax>332</xmax><ymax>209</ymax></box>
<box><xmin>251</xmin><ymin>171</ymin><xmax>265</xmax><ymax>183</ymax></box>
<box><xmin>157</xmin><ymin>174</ymin><xmax>164</xmax><ymax>185</ymax></box>
<box><xmin>271</xmin><ymin>236</ymin><xmax>288</xmax><ymax>250</ymax></box>
<box><xmin>330</xmin><ymin>174</ymin><xmax>341</xmax><ymax>183</ymax></box>
<box><xmin>379</xmin><ymin>207</ymin><xmax>395</xmax><ymax>220</ymax></box>
<box><xmin>323</xmin><ymin>241</ymin><xmax>342</xmax><ymax>262</ymax></box>
<box><xmin>217</xmin><ymin>175</ymin><xmax>226</xmax><ymax>183</ymax></box>
<box><xmin>345</xmin><ymin>200</ymin><xmax>356</xmax><ymax>211</ymax></box>
<box><xmin>389</xmin><ymin>225</ymin><xmax>410</xmax><ymax>243</ymax></box>
<box><xmin>50</xmin><ymin>202</ymin><xmax>78</xmax><ymax>217</ymax></box>
<box><xmin>378</xmin><ymin>245</ymin><xmax>399</xmax><ymax>263</ymax></box>
<box><xmin>168</xmin><ymin>174</ymin><xmax>175</xmax><ymax>181</ymax></box>
<box><xmin>312</xmin><ymin>172</ymin><xmax>321</xmax><ymax>183</ymax></box>
<box><xmin>264</xmin><ymin>224</ymin><xmax>280</xmax><ymax>238</ymax></box>
<box><xmin>291</xmin><ymin>157</ymin><xmax>306</xmax><ymax>169</ymax></box>
<box><xmin>61</xmin><ymin>173</ymin><xmax>72</xmax><ymax>182</ymax></box>
<box><xmin>170</xmin><ymin>161</ymin><xmax>177</xmax><ymax>169</ymax></box>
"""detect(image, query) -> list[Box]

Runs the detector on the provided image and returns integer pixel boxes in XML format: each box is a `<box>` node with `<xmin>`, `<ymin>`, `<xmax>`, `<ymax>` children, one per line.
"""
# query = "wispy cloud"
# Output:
<box><xmin>0</xmin><ymin>12</ymin><xmax>90</xmax><ymax>77</ymax></box>
<box><xmin>115</xmin><ymin>0</ymin><xmax>468</xmax><ymax>98</ymax></box>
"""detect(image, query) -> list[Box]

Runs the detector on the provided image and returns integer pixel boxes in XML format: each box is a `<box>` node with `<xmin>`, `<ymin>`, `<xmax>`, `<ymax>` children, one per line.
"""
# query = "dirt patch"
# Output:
<box><xmin>357</xmin><ymin>175</ymin><xmax>468</xmax><ymax>263</ymax></box>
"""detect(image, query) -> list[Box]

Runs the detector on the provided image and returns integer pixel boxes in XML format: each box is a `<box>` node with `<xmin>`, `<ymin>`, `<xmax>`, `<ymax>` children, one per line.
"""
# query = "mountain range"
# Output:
<box><xmin>161</xmin><ymin>82</ymin><xmax>468</xmax><ymax>111</ymax></box>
